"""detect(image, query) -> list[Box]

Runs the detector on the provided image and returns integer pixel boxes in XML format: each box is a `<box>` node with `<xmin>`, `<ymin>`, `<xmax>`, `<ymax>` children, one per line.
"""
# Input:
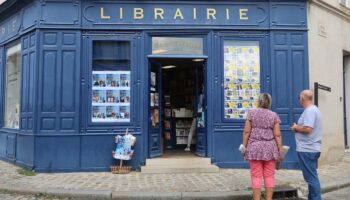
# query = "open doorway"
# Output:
<box><xmin>149</xmin><ymin>58</ymin><xmax>206</xmax><ymax>158</ymax></box>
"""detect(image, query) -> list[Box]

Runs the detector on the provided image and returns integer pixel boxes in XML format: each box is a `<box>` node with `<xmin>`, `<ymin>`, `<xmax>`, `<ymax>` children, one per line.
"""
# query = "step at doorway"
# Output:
<box><xmin>141</xmin><ymin>152</ymin><xmax>219</xmax><ymax>174</ymax></box>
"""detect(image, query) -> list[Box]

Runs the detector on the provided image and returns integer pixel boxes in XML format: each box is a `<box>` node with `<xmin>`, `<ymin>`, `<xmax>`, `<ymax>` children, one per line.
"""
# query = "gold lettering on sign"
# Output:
<box><xmin>207</xmin><ymin>8</ymin><xmax>216</xmax><ymax>19</ymax></box>
<box><xmin>193</xmin><ymin>8</ymin><xmax>197</xmax><ymax>20</ymax></box>
<box><xmin>226</xmin><ymin>9</ymin><xmax>230</xmax><ymax>20</ymax></box>
<box><xmin>120</xmin><ymin>8</ymin><xmax>123</xmax><ymax>19</ymax></box>
<box><xmin>134</xmin><ymin>8</ymin><xmax>144</xmax><ymax>19</ymax></box>
<box><xmin>154</xmin><ymin>8</ymin><xmax>164</xmax><ymax>20</ymax></box>
<box><xmin>173</xmin><ymin>8</ymin><xmax>184</xmax><ymax>20</ymax></box>
<box><xmin>239</xmin><ymin>9</ymin><xmax>249</xmax><ymax>20</ymax></box>
<box><xmin>100</xmin><ymin>7</ymin><xmax>110</xmax><ymax>19</ymax></box>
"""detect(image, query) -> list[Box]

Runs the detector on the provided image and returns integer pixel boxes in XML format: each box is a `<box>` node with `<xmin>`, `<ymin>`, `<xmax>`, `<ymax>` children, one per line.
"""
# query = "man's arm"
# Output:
<box><xmin>291</xmin><ymin>123</ymin><xmax>313</xmax><ymax>135</ymax></box>
<box><xmin>291</xmin><ymin>109</ymin><xmax>315</xmax><ymax>135</ymax></box>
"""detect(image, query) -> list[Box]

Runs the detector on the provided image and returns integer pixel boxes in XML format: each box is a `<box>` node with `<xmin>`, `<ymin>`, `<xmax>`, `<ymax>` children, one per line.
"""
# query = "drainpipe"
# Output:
<box><xmin>343</xmin><ymin>58</ymin><xmax>349</xmax><ymax>149</ymax></box>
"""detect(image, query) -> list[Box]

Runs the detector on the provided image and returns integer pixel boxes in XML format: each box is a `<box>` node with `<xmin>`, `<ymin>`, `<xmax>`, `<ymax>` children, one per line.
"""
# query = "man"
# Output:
<box><xmin>291</xmin><ymin>90</ymin><xmax>323</xmax><ymax>200</ymax></box>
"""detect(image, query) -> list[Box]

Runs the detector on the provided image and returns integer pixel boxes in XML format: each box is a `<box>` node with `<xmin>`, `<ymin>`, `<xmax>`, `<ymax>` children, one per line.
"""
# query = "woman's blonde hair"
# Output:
<box><xmin>258</xmin><ymin>93</ymin><xmax>272</xmax><ymax>109</ymax></box>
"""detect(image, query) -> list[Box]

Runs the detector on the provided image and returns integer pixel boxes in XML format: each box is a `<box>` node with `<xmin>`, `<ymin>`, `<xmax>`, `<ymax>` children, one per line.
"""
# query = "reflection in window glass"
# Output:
<box><xmin>4</xmin><ymin>43</ymin><xmax>21</xmax><ymax>129</ymax></box>
<box><xmin>91</xmin><ymin>41</ymin><xmax>131</xmax><ymax>123</ymax></box>
<box><xmin>152</xmin><ymin>37</ymin><xmax>203</xmax><ymax>55</ymax></box>
<box><xmin>223</xmin><ymin>41</ymin><xmax>260</xmax><ymax>120</ymax></box>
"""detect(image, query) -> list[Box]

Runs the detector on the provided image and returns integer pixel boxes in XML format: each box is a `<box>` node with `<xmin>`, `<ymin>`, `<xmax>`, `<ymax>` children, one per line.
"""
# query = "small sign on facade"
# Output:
<box><xmin>318</xmin><ymin>23</ymin><xmax>327</xmax><ymax>38</ymax></box>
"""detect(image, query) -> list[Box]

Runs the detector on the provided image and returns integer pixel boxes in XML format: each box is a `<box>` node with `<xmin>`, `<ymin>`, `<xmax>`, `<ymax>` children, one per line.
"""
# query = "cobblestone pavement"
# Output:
<box><xmin>0</xmin><ymin>153</ymin><xmax>349</xmax><ymax>196</ymax></box>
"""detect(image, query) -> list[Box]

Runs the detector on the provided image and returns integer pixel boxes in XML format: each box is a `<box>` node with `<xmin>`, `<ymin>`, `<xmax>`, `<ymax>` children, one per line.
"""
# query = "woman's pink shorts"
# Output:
<box><xmin>249</xmin><ymin>160</ymin><xmax>275</xmax><ymax>189</ymax></box>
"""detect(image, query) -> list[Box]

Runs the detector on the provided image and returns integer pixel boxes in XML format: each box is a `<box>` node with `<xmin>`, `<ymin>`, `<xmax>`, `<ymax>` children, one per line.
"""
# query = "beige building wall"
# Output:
<box><xmin>308</xmin><ymin>0</ymin><xmax>350</xmax><ymax>164</ymax></box>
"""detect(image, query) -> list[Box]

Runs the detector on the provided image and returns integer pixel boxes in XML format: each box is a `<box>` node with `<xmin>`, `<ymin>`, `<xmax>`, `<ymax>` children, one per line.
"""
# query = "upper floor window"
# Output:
<box><xmin>4</xmin><ymin>42</ymin><xmax>21</xmax><ymax>129</ymax></box>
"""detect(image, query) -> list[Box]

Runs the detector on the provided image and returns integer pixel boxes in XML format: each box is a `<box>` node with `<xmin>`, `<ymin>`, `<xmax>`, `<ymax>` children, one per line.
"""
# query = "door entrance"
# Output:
<box><xmin>148</xmin><ymin>58</ymin><xmax>207</xmax><ymax>158</ymax></box>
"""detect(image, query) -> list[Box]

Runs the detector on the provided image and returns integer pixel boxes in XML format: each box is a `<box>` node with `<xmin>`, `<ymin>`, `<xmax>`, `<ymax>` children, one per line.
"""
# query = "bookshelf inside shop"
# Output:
<box><xmin>162</xmin><ymin>68</ymin><xmax>196</xmax><ymax>148</ymax></box>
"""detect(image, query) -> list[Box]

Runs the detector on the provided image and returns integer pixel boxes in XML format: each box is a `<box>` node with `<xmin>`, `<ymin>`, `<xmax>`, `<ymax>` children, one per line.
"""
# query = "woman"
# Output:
<box><xmin>242</xmin><ymin>93</ymin><xmax>284</xmax><ymax>200</ymax></box>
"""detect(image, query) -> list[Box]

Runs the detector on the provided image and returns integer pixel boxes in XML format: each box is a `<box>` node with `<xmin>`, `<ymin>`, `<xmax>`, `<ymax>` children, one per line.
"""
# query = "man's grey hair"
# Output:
<box><xmin>300</xmin><ymin>90</ymin><xmax>313</xmax><ymax>101</ymax></box>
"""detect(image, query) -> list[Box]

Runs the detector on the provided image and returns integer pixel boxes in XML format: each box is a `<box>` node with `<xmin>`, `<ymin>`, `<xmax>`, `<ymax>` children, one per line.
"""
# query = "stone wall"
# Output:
<box><xmin>308</xmin><ymin>0</ymin><xmax>350</xmax><ymax>164</ymax></box>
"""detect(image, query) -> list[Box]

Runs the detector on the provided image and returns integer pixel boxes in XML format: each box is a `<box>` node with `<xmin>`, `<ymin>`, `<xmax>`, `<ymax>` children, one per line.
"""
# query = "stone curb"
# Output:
<box><xmin>0</xmin><ymin>184</ymin><xmax>252</xmax><ymax>200</ymax></box>
<box><xmin>0</xmin><ymin>184</ymin><xmax>47</xmax><ymax>195</ymax></box>
<box><xmin>181</xmin><ymin>191</ymin><xmax>252</xmax><ymax>200</ymax></box>
<box><xmin>1</xmin><ymin>179</ymin><xmax>350</xmax><ymax>200</ymax></box>
<box><xmin>295</xmin><ymin>178</ymin><xmax>350</xmax><ymax>198</ymax></box>
<box><xmin>321</xmin><ymin>178</ymin><xmax>350</xmax><ymax>194</ymax></box>
<box><xmin>112</xmin><ymin>191</ymin><xmax>182</xmax><ymax>200</ymax></box>
<box><xmin>47</xmin><ymin>189</ymin><xmax>112</xmax><ymax>199</ymax></box>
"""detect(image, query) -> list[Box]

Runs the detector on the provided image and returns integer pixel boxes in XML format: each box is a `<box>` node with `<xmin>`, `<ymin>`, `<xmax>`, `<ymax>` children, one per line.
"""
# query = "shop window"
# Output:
<box><xmin>4</xmin><ymin>43</ymin><xmax>21</xmax><ymax>129</ymax></box>
<box><xmin>223</xmin><ymin>41</ymin><xmax>260</xmax><ymax>120</ymax></box>
<box><xmin>91</xmin><ymin>41</ymin><xmax>131</xmax><ymax>123</ymax></box>
<box><xmin>152</xmin><ymin>37</ymin><xmax>203</xmax><ymax>55</ymax></box>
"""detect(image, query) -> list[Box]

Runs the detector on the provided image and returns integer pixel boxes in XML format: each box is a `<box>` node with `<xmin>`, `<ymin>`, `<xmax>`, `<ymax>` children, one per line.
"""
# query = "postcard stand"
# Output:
<box><xmin>111</xmin><ymin>128</ymin><xmax>136</xmax><ymax>174</ymax></box>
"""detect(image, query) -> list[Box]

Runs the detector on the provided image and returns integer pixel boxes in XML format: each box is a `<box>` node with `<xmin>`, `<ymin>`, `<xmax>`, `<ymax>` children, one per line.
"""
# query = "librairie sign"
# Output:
<box><xmin>83</xmin><ymin>3</ymin><xmax>268</xmax><ymax>26</ymax></box>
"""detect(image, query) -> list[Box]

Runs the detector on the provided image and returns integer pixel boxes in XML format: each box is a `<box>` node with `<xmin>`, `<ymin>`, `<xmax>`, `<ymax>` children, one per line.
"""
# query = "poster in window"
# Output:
<box><xmin>92</xmin><ymin>106</ymin><xmax>106</xmax><ymax>121</ymax></box>
<box><xmin>106</xmin><ymin>74</ymin><xmax>120</xmax><ymax>87</ymax></box>
<box><xmin>155</xmin><ymin>93</ymin><xmax>159</xmax><ymax>106</ymax></box>
<box><xmin>154</xmin><ymin>109</ymin><xmax>159</xmax><ymax>124</ymax></box>
<box><xmin>150</xmin><ymin>93</ymin><xmax>155</xmax><ymax>107</ymax></box>
<box><xmin>92</xmin><ymin>71</ymin><xmax>131</xmax><ymax>122</ymax></box>
<box><xmin>151</xmin><ymin>72</ymin><xmax>156</xmax><ymax>87</ymax></box>
<box><xmin>120</xmin><ymin>90</ymin><xmax>130</xmax><ymax>103</ymax></box>
<box><xmin>224</xmin><ymin>41</ymin><xmax>260</xmax><ymax>120</ymax></box>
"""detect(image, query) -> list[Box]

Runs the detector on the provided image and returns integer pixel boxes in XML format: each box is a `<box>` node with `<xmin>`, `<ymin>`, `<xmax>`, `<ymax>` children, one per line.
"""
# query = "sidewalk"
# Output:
<box><xmin>0</xmin><ymin>153</ymin><xmax>350</xmax><ymax>200</ymax></box>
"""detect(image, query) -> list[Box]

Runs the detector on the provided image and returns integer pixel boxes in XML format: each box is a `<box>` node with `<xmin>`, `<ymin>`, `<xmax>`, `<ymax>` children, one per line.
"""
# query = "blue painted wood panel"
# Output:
<box><xmin>0</xmin><ymin>132</ymin><xmax>18</xmax><ymax>162</ymax></box>
<box><xmin>22</xmin><ymin>1</ymin><xmax>38</xmax><ymax>31</ymax></box>
<box><xmin>270</xmin><ymin>2</ymin><xmax>307</xmax><ymax>29</ymax></box>
<box><xmin>0</xmin><ymin>133</ymin><xmax>6</xmax><ymax>157</ymax></box>
<box><xmin>212</xmin><ymin>130</ymin><xmax>248</xmax><ymax>168</ymax></box>
<box><xmin>271</xmin><ymin>31</ymin><xmax>308</xmax><ymax>128</ymax></box>
<box><xmin>35</xmin><ymin>136</ymin><xmax>80</xmax><ymax>171</ymax></box>
<box><xmin>0</xmin><ymin>46</ymin><xmax>3</xmax><ymax>128</ymax></box>
<box><xmin>0</xmin><ymin>1</ymin><xmax>37</xmax><ymax>45</ymax></box>
<box><xmin>21</xmin><ymin>32</ymin><xmax>37</xmax><ymax>133</ymax></box>
<box><xmin>38</xmin><ymin>31</ymin><xmax>81</xmax><ymax>135</ymax></box>
<box><xmin>269</xmin><ymin>31</ymin><xmax>308</xmax><ymax>168</ymax></box>
<box><xmin>16</xmin><ymin>134</ymin><xmax>34</xmax><ymax>169</ymax></box>
<box><xmin>80</xmin><ymin>134</ymin><xmax>143</xmax><ymax>171</ymax></box>
<box><xmin>6</xmin><ymin>135</ymin><xmax>16</xmax><ymax>159</ymax></box>
<box><xmin>39</xmin><ymin>0</ymin><xmax>80</xmax><ymax>26</ymax></box>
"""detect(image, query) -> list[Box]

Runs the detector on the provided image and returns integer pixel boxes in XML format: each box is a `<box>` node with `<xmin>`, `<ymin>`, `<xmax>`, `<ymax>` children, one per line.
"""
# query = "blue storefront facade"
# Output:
<box><xmin>0</xmin><ymin>0</ymin><xmax>309</xmax><ymax>172</ymax></box>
